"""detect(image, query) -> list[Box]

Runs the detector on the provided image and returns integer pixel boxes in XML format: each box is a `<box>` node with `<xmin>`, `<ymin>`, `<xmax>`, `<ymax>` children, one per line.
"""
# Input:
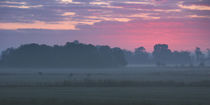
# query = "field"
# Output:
<box><xmin>0</xmin><ymin>66</ymin><xmax>210</xmax><ymax>105</ymax></box>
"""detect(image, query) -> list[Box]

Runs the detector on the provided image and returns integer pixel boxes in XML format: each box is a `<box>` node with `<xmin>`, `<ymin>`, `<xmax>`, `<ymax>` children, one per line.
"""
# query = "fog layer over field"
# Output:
<box><xmin>1</xmin><ymin>67</ymin><xmax>210</xmax><ymax>105</ymax></box>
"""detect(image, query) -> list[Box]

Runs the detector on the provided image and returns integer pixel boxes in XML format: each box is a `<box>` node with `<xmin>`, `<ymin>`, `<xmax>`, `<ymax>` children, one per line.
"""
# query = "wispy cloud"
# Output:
<box><xmin>128</xmin><ymin>13</ymin><xmax>160</xmax><ymax>20</ymax></box>
<box><xmin>178</xmin><ymin>1</ymin><xmax>210</xmax><ymax>10</ymax></box>
<box><xmin>188</xmin><ymin>14</ymin><xmax>210</xmax><ymax>18</ymax></box>
<box><xmin>0</xmin><ymin>1</ymin><xmax>43</xmax><ymax>9</ymax></box>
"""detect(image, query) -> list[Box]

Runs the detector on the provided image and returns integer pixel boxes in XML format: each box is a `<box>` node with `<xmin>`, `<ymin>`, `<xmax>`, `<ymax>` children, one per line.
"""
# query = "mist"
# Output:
<box><xmin>0</xmin><ymin>41</ymin><xmax>210</xmax><ymax>105</ymax></box>
<box><xmin>1</xmin><ymin>0</ymin><xmax>210</xmax><ymax>104</ymax></box>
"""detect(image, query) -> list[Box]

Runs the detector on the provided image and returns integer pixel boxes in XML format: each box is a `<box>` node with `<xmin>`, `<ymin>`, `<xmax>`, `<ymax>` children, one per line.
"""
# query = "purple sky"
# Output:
<box><xmin>0</xmin><ymin>0</ymin><xmax>210</xmax><ymax>52</ymax></box>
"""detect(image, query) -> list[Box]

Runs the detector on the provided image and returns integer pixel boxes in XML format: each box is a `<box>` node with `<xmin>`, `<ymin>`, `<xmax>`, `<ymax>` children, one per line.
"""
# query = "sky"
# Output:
<box><xmin>0</xmin><ymin>0</ymin><xmax>210</xmax><ymax>52</ymax></box>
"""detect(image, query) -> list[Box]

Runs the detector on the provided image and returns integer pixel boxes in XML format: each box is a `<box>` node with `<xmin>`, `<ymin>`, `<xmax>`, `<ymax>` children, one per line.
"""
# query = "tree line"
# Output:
<box><xmin>0</xmin><ymin>41</ymin><xmax>209</xmax><ymax>68</ymax></box>
<box><xmin>0</xmin><ymin>41</ymin><xmax>127</xmax><ymax>68</ymax></box>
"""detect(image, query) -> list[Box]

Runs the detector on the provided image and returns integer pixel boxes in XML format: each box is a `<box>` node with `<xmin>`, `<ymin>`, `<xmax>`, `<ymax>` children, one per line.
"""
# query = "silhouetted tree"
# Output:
<box><xmin>153</xmin><ymin>44</ymin><xmax>172</xmax><ymax>65</ymax></box>
<box><xmin>123</xmin><ymin>47</ymin><xmax>150</xmax><ymax>64</ymax></box>
<box><xmin>134</xmin><ymin>47</ymin><xmax>149</xmax><ymax>63</ymax></box>
<box><xmin>207</xmin><ymin>48</ymin><xmax>210</xmax><ymax>59</ymax></box>
<box><xmin>112</xmin><ymin>47</ymin><xmax>127</xmax><ymax>66</ymax></box>
<box><xmin>135</xmin><ymin>47</ymin><xmax>148</xmax><ymax>59</ymax></box>
<box><xmin>195</xmin><ymin>47</ymin><xmax>204</xmax><ymax>62</ymax></box>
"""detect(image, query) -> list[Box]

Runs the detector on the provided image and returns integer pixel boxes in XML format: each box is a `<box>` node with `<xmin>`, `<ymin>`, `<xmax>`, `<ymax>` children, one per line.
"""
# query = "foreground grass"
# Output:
<box><xmin>0</xmin><ymin>98</ymin><xmax>157</xmax><ymax>105</ymax></box>
<box><xmin>0</xmin><ymin>87</ymin><xmax>210</xmax><ymax>105</ymax></box>
<box><xmin>1</xmin><ymin>80</ymin><xmax>210</xmax><ymax>87</ymax></box>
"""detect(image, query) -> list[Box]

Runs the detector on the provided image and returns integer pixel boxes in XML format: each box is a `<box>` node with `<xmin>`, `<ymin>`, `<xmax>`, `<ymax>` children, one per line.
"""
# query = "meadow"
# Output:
<box><xmin>0</xmin><ymin>66</ymin><xmax>210</xmax><ymax>105</ymax></box>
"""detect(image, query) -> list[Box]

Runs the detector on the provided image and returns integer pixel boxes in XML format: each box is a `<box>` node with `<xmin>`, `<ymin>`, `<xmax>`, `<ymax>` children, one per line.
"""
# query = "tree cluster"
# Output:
<box><xmin>0</xmin><ymin>41</ymin><xmax>127</xmax><ymax>68</ymax></box>
<box><xmin>152</xmin><ymin>44</ymin><xmax>192</xmax><ymax>65</ymax></box>
<box><xmin>124</xmin><ymin>44</ymin><xmax>194</xmax><ymax>65</ymax></box>
<box><xmin>123</xmin><ymin>47</ymin><xmax>149</xmax><ymax>64</ymax></box>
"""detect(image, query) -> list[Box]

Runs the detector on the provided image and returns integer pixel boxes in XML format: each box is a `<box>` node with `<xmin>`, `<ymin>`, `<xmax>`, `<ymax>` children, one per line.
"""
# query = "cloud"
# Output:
<box><xmin>152</xmin><ymin>9</ymin><xmax>181</xmax><ymax>13</ymax></box>
<box><xmin>86</xmin><ymin>16</ymin><xmax>131</xmax><ymax>22</ymax></box>
<box><xmin>62</xmin><ymin>12</ymin><xmax>76</xmax><ymax>16</ymax></box>
<box><xmin>0</xmin><ymin>1</ymin><xmax>26</xmax><ymax>5</ymax></box>
<box><xmin>89</xmin><ymin>1</ymin><xmax>111</xmax><ymax>5</ymax></box>
<box><xmin>178</xmin><ymin>1</ymin><xmax>210</xmax><ymax>10</ymax></box>
<box><xmin>59</xmin><ymin>0</ymin><xmax>81</xmax><ymax>4</ymax></box>
<box><xmin>182</xmin><ymin>0</ymin><xmax>210</xmax><ymax>6</ymax></box>
<box><xmin>122</xmin><ymin>1</ymin><xmax>154</xmax><ymax>5</ymax></box>
<box><xmin>0</xmin><ymin>5</ymin><xmax>42</xmax><ymax>9</ymax></box>
<box><xmin>0</xmin><ymin>21</ymin><xmax>77</xmax><ymax>30</ymax></box>
<box><xmin>0</xmin><ymin>0</ymin><xmax>210</xmax><ymax>30</ymax></box>
<box><xmin>0</xmin><ymin>1</ymin><xmax>43</xmax><ymax>9</ymax></box>
<box><xmin>187</xmin><ymin>14</ymin><xmax>210</xmax><ymax>18</ymax></box>
<box><xmin>0</xmin><ymin>0</ymin><xmax>210</xmax><ymax>53</ymax></box>
<box><xmin>128</xmin><ymin>13</ymin><xmax>160</xmax><ymax>20</ymax></box>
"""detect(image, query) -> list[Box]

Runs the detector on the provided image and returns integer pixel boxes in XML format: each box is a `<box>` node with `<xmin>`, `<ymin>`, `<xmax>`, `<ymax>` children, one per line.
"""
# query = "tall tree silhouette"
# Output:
<box><xmin>195</xmin><ymin>47</ymin><xmax>204</xmax><ymax>62</ymax></box>
<box><xmin>134</xmin><ymin>47</ymin><xmax>149</xmax><ymax>63</ymax></box>
<box><xmin>153</xmin><ymin>44</ymin><xmax>172</xmax><ymax>65</ymax></box>
<box><xmin>207</xmin><ymin>49</ymin><xmax>210</xmax><ymax>59</ymax></box>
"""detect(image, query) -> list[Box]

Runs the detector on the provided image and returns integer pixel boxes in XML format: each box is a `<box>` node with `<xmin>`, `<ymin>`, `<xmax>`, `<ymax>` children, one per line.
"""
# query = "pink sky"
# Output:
<box><xmin>0</xmin><ymin>0</ymin><xmax>210</xmax><ymax>52</ymax></box>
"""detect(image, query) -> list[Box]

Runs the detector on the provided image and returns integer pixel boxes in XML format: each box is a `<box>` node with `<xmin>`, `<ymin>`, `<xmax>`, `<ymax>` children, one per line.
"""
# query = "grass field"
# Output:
<box><xmin>1</xmin><ymin>87</ymin><xmax>210</xmax><ymax>105</ymax></box>
<box><xmin>0</xmin><ymin>66</ymin><xmax>210</xmax><ymax>105</ymax></box>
